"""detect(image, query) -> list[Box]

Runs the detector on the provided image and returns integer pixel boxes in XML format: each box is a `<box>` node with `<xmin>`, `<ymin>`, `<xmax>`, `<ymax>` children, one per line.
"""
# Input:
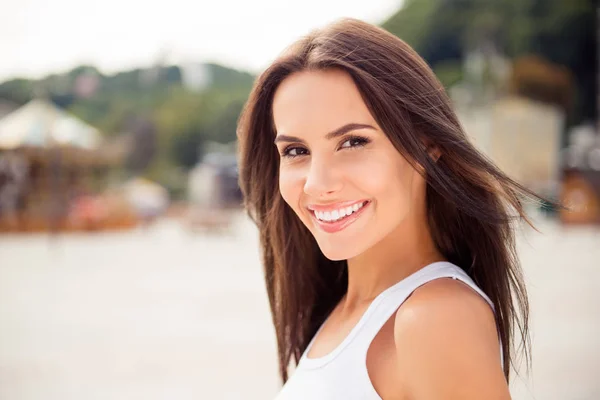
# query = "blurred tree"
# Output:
<box><xmin>170</xmin><ymin>126</ymin><xmax>206</xmax><ymax>169</ymax></box>
<box><xmin>67</xmin><ymin>65</ymin><xmax>101</xmax><ymax>79</ymax></box>
<box><xmin>0</xmin><ymin>60</ymin><xmax>253</xmax><ymax>175</ymax></box>
<box><xmin>509</xmin><ymin>55</ymin><xmax>574</xmax><ymax>110</ymax></box>
<box><xmin>433</xmin><ymin>60</ymin><xmax>464</xmax><ymax>89</ymax></box>
<box><xmin>206</xmin><ymin>99</ymin><xmax>245</xmax><ymax>143</ymax></box>
<box><xmin>527</xmin><ymin>0</ymin><xmax>596</xmax><ymax>125</ymax></box>
<box><xmin>163</xmin><ymin>66</ymin><xmax>183</xmax><ymax>85</ymax></box>
<box><xmin>203</xmin><ymin>63</ymin><xmax>255</xmax><ymax>91</ymax></box>
<box><xmin>153</xmin><ymin>87</ymin><xmax>210</xmax><ymax>168</ymax></box>
<box><xmin>0</xmin><ymin>79</ymin><xmax>34</xmax><ymax>105</ymax></box>
<box><xmin>382</xmin><ymin>0</ymin><xmax>596</xmax><ymax>125</ymax></box>
<box><xmin>68</xmin><ymin>96</ymin><xmax>113</xmax><ymax>129</ymax></box>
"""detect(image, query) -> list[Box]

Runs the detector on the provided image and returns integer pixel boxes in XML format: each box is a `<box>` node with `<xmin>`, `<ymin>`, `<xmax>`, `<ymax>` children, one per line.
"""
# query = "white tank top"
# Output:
<box><xmin>274</xmin><ymin>261</ymin><xmax>502</xmax><ymax>400</ymax></box>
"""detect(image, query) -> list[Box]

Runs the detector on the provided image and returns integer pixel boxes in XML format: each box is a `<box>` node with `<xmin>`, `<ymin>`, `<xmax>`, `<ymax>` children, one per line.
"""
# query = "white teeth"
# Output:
<box><xmin>313</xmin><ymin>201</ymin><xmax>367</xmax><ymax>223</ymax></box>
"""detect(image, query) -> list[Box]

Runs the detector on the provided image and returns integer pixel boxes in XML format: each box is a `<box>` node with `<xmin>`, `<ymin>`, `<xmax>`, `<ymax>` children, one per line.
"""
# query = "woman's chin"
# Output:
<box><xmin>318</xmin><ymin>242</ymin><xmax>364</xmax><ymax>261</ymax></box>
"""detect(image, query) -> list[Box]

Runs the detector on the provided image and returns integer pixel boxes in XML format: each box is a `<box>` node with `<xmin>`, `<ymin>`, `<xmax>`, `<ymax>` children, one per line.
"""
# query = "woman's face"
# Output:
<box><xmin>272</xmin><ymin>69</ymin><xmax>426</xmax><ymax>261</ymax></box>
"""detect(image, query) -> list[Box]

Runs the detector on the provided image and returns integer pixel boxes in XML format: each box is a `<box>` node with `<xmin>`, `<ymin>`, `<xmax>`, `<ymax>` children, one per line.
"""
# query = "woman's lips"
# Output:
<box><xmin>310</xmin><ymin>201</ymin><xmax>370</xmax><ymax>233</ymax></box>
<box><xmin>307</xmin><ymin>199</ymin><xmax>367</xmax><ymax>212</ymax></box>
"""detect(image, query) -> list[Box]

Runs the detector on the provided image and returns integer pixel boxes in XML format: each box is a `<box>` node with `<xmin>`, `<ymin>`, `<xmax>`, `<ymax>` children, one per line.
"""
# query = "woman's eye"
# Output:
<box><xmin>282</xmin><ymin>146</ymin><xmax>308</xmax><ymax>158</ymax></box>
<box><xmin>340</xmin><ymin>136</ymin><xmax>370</xmax><ymax>149</ymax></box>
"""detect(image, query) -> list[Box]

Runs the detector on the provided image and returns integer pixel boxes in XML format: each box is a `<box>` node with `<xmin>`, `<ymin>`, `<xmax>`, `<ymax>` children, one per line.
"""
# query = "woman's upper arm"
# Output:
<box><xmin>393</xmin><ymin>278</ymin><xmax>510</xmax><ymax>400</ymax></box>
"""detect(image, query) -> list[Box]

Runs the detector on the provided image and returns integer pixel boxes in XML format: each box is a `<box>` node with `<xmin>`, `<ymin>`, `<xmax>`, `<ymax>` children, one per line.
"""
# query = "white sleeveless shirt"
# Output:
<box><xmin>274</xmin><ymin>261</ymin><xmax>502</xmax><ymax>400</ymax></box>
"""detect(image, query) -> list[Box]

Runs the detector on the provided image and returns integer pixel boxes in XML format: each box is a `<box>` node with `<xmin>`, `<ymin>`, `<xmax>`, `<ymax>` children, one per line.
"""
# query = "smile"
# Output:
<box><xmin>308</xmin><ymin>200</ymin><xmax>370</xmax><ymax>233</ymax></box>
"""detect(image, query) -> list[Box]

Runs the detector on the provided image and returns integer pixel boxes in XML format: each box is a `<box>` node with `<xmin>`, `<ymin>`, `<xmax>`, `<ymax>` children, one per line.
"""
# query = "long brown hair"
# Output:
<box><xmin>237</xmin><ymin>18</ymin><xmax>541</xmax><ymax>383</ymax></box>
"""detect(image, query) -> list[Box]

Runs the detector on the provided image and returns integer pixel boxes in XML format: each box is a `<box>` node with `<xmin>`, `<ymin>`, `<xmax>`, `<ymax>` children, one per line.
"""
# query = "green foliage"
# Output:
<box><xmin>170</xmin><ymin>126</ymin><xmax>206</xmax><ymax>169</ymax></box>
<box><xmin>204</xmin><ymin>63</ymin><xmax>255</xmax><ymax>92</ymax></box>
<box><xmin>1</xmin><ymin>0</ymin><xmax>592</xmax><ymax>180</ymax></box>
<box><xmin>0</xmin><ymin>79</ymin><xmax>34</xmax><ymax>105</ymax></box>
<box><xmin>382</xmin><ymin>0</ymin><xmax>596</xmax><ymax>124</ymax></box>
<box><xmin>152</xmin><ymin>84</ymin><xmax>251</xmax><ymax>169</ymax></box>
<box><xmin>0</xmin><ymin>62</ymin><xmax>254</xmax><ymax>174</ymax></box>
<box><xmin>433</xmin><ymin>61</ymin><xmax>464</xmax><ymax>89</ymax></box>
<box><xmin>207</xmin><ymin>99</ymin><xmax>245</xmax><ymax>144</ymax></box>
<box><xmin>381</xmin><ymin>0</ymin><xmax>440</xmax><ymax>53</ymax></box>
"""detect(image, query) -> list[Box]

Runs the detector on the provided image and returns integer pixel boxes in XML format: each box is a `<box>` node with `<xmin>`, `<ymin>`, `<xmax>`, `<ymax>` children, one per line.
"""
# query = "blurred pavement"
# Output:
<box><xmin>0</xmin><ymin>213</ymin><xmax>598</xmax><ymax>400</ymax></box>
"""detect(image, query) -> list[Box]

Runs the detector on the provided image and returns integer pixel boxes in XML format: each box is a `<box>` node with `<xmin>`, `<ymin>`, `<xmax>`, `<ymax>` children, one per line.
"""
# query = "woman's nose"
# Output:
<box><xmin>303</xmin><ymin>158</ymin><xmax>343</xmax><ymax>198</ymax></box>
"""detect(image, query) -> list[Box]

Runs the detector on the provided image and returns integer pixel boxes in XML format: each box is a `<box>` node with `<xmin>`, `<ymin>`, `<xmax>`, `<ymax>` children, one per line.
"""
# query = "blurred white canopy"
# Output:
<box><xmin>0</xmin><ymin>99</ymin><xmax>102</xmax><ymax>150</ymax></box>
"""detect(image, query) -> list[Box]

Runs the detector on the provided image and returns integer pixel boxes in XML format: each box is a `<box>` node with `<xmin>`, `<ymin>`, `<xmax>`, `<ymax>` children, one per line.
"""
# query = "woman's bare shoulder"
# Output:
<box><xmin>391</xmin><ymin>278</ymin><xmax>510</xmax><ymax>400</ymax></box>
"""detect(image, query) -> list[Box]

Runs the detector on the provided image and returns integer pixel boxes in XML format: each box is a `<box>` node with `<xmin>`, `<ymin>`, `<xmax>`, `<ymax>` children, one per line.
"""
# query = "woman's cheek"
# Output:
<box><xmin>344</xmin><ymin>156</ymin><xmax>389</xmax><ymax>194</ymax></box>
<box><xmin>278</xmin><ymin>167</ymin><xmax>304</xmax><ymax>212</ymax></box>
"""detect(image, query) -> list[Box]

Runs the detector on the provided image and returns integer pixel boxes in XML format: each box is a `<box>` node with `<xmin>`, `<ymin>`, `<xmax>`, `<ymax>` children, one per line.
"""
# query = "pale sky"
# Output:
<box><xmin>0</xmin><ymin>0</ymin><xmax>403</xmax><ymax>80</ymax></box>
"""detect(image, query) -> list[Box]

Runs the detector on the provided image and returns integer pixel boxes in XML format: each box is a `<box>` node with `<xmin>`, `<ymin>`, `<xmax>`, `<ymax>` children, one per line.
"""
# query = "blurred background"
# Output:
<box><xmin>0</xmin><ymin>0</ymin><xmax>598</xmax><ymax>399</ymax></box>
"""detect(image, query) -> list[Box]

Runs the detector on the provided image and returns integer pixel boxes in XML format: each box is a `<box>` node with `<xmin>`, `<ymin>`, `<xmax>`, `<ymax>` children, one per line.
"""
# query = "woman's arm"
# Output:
<box><xmin>393</xmin><ymin>278</ymin><xmax>510</xmax><ymax>400</ymax></box>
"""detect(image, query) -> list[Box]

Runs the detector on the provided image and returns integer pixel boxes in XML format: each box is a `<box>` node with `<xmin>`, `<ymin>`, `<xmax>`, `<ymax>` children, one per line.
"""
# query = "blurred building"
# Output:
<box><xmin>0</xmin><ymin>99</ymin><xmax>131</xmax><ymax>232</ymax></box>
<box><xmin>457</xmin><ymin>95</ymin><xmax>564</xmax><ymax>198</ymax></box>
<box><xmin>188</xmin><ymin>141</ymin><xmax>240</xmax><ymax>209</ymax></box>
<box><xmin>186</xmin><ymin>141</ymin><xmax>242</xmax><ymax>232</ymax></box>
<box><xmin>560</xmin><ymin>124</ymin><xmax>600</xmax><ymax>224</ymax></box>
<box><xmin>0</xmin><ymin>99</ymin><xmax>101</xmax><ymax>149</ymax></box>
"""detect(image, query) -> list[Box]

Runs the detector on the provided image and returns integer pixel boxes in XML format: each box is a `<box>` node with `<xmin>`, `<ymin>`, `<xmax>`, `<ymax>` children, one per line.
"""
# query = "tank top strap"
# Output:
<box><xmin>353</xmin><ymin>261</ymin><xmax>497</xmax><ymax>357</ymax></box>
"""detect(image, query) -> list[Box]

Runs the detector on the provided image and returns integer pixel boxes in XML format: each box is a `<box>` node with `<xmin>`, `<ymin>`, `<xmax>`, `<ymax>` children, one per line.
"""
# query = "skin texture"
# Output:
<box><xmin>272</xmin><ymin>68</ymin><xmax>510</xmax><ymax>399</ymax></box>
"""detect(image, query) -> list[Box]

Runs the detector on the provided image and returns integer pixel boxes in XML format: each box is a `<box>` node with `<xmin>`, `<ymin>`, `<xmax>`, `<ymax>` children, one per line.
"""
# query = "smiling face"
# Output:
<box><xmin>272</xmin><ymin>69</ymin><xmax>427</xmax><ymax>261</ymax></box>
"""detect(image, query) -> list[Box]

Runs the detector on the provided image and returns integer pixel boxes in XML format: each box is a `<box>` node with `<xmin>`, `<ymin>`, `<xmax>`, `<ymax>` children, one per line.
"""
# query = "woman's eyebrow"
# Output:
<box><xmin>274</xmin><ymin>134</ymin><xmax>305</xmax><ymax>144</ymax></box>
<box><xmin>325</xmin><ymin>123</ymin><xmax>376</xmax><ymax>140</ymax></box>
<box><xmin>274</xmin><ymin>123</ymin><xmax>376</xmax><ymax>144</ymax></box>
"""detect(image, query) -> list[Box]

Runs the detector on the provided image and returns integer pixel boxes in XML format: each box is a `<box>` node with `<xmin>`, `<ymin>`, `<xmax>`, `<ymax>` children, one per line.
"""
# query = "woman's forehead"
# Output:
<box><xmin>272</xmin><ymin>69</ymin><xmax>377</xmax><ymax>139</ymax></box>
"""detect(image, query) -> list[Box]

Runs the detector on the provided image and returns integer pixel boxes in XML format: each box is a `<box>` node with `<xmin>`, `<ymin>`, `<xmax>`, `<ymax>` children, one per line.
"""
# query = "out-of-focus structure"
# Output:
<box><xmin>560</xmin><ymin>124</ymin><xmax>600</xmax><ymax>224</ymax></box>
<box><xmin>380</xmin><ymin>0</ymin><xmax>598</xmax><ymax>226</ymax></box>
<box><xmin>0</xmin><ymin>99</ymin><xmax>102</xmax><ymax>150</ymax></box>
<box><xmin>0</xmin><ymin>99</ymin><xmax>137</xmax><ymax>232</ymax></box>
<box><xmin>186</xmin><ymin>141</ymin><xmax>242</xmax><ymax>232</ymax></box>
<box><xmin>122</xmin><ymin>176</ymin><xmax>170</xmax><ymax>224</ymax></box>
<box><xmin>450</xmin><ymin>45</ymin><xmax>599</xmax><ymax>225</ymax></box>
<box><xmin>458</xmin><ymin>96</ymin><xmax>564</xmax><ymax>198</ymax></box>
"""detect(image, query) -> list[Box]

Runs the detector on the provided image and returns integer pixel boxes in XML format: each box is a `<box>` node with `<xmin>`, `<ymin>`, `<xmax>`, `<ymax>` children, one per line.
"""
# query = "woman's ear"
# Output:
<box><xmin>420</xmin><ymin>138</ymin><xmax>441</xmax><ymax>163</ymax></box>
<box><xmin>421</xmin><ymin>139</ymin><xmax>441</xmax><ymax>163</ymax></box>
<box><xmin>414</xmin><ymin>144</ymin><xmax>440</xmax><ymax>176</ymax></box>
<box><xmin>427</xmin><ymin>146</ymin><xmax>441</xmax><ymax>162</ymax></box>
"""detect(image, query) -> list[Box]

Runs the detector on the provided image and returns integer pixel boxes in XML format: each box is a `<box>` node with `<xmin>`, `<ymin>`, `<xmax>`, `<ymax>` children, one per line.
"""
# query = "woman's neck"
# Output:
<box><xmin>343</xmin><ymin>216</ymin><xmax>444</xmax><ymax>311</ymax></box>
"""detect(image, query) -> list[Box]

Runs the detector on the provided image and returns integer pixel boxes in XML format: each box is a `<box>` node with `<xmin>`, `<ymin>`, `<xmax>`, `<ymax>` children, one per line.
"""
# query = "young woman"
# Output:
<box><xmin>238</xmin><ymin>18</ymin><xmax>539</xmax><ymax>399</ymax></box>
